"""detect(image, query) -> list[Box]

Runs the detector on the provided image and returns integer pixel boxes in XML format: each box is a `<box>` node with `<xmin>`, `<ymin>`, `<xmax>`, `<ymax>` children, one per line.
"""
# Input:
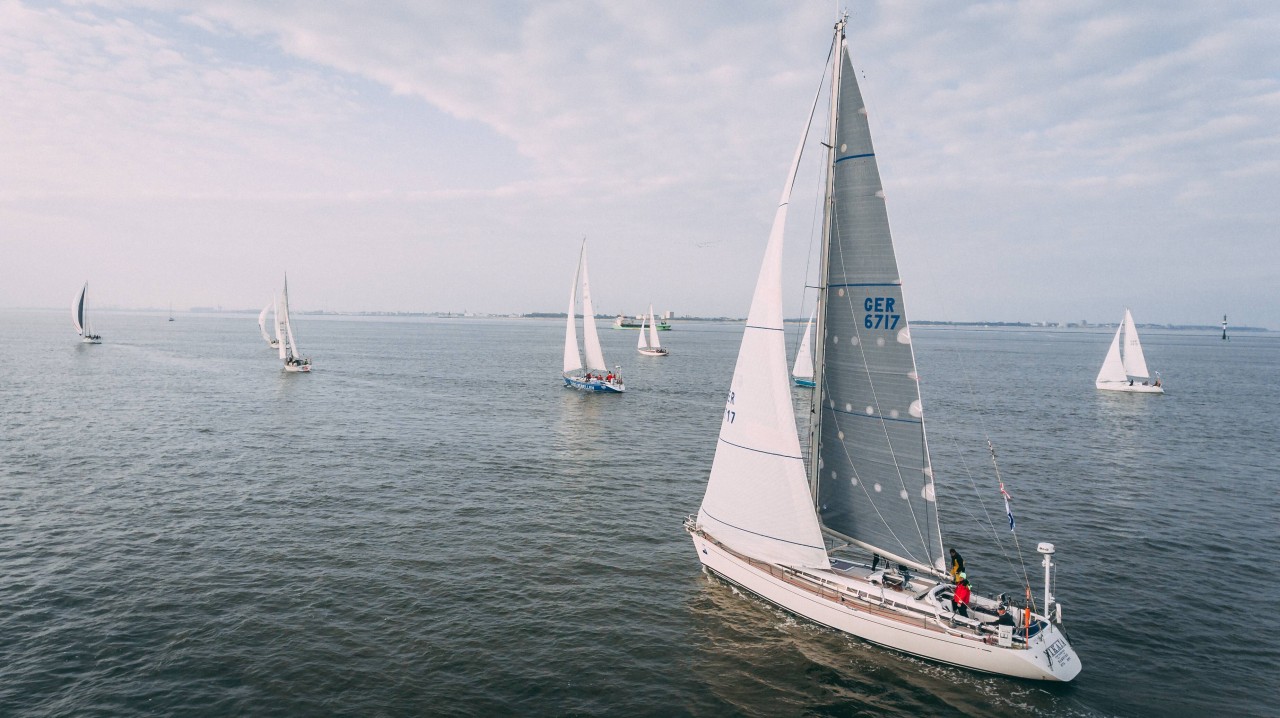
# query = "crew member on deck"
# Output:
<box><xmin>948</xmin><ymin>548</ymin><xmax>965</xmax><ymax>583</ymax></box>
<box><xmin>995</xmin><ymin>605</ymin><xmax>1016</xmax><ymax>627</ymax></box>
<box><xmin>952</xmin><ymin>579</ymin><xmax>971</xmax><ymax>617</ymax></box>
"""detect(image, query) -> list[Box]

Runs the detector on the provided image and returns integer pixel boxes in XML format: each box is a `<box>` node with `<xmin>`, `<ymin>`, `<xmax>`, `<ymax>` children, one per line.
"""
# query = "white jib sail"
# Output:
<box><xmin>563</xmin><ymin>246</ymin><xmax>584</xmax><ymax>374</ymax></box>
<box><xmin>1121</xmin><ymin>309</ymin><xmax>1151</xmax><ymax>379</ymax></box>
<box><xmin>637</xmin><ymin>316</ymin><xmax>648</xmax><ymax>349</ymax></box>
<box><xmin>792</xmin><ymin>309</ymin><xmax>814</xmax><ymax>380</ymax></box>
<box><xmin>259</xmin><ymin>302</ymin><xmax>274</xmax><ymax>344</ymax></box>
<box><xmin>579</xmin><ymin>246</ymin><xmax>608</xmax><ymax>372</ymax></box>
<box><xmin>697</xmin><ymin>80</ymin><xmax>829</xmax><ymax>570</ymax></box>
<box><xmin>647</xmin><ymin>304</ymin><xmax>661</xmax><ymax>350</ymax></box>
<box><xmin>1096</xmin><ymin>324</ymin><xmax>1125</xmax><ymax>384</ymax></box>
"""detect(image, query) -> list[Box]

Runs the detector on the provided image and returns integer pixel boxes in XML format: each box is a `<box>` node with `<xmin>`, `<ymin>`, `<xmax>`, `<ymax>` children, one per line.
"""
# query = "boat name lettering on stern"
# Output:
<box><xmin>863</xmin><ymin>296</ymin><xmax>901</xmax><ymax>330</ymax></box>
<box><xmin>1046</xmin><ymin>638</ymin><xmax>1070</xmax><ymax>667</ymax></box>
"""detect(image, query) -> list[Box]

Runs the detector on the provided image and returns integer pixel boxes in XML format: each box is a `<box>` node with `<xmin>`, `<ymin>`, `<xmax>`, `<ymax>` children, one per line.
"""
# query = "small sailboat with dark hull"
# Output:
<box><xmin>73</xmin><ymin>282</ymin><xmax>102</xmax><ymax>344</ymax></box>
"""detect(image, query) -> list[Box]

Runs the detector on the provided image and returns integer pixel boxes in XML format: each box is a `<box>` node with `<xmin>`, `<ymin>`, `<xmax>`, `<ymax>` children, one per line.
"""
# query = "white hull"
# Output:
<box><xmin>563</xmin><ymin>374</ymin><xmax>624</xmax><ymax>393</ymax></box>
<box><xmin>1096</xmin><ymin>381</ymin><xmax>1164</xmax><ymax>394</ymax></box>
<box><xmin>284</xmin><ymin>362</ymin><xmax>311</xmax><ymax>373</ymax></box>
<box><xmin>81</xmin><ymin>336</ymin><xmax>101</xmax><ymax>344</ymax></box>
<box><xmin>688</xmin><ymin>527</ymin><xmax>1080</xmax><ymax>682</ymax></box>
<box><xmin>638</xmin><ymin>347</ymin><xmax>669</xmax><ymax>356</ymax></box>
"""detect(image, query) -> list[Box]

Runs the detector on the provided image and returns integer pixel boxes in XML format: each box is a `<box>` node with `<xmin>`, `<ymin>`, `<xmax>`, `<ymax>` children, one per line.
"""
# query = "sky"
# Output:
<box><xmin>1</xmin><ymin>0</ymin><xmax>1277</xmax><ymax>327</ymax></box>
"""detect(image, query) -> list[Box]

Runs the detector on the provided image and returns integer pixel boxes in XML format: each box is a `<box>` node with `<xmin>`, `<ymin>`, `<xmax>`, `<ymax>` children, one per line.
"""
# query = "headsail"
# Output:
<box><xmin>793</xmin><ymin>309</ymin><xmax>814</xmax><ymax>381</ymax></box>
<box><xmin>637</xmin><ymin>315</ymin><xmax>648</xmax><ymax>350</ymax></box>
<box><xmin>811</xmin><ymin>41</ymin><xmax>944</xmax><ymax>575</ymax></box>
<box><xmin>73</xmin><ymin>283</ymin><xmax>88</xmax><ymax>337</ymax></box>
<box><xmin>697</xmin><ymin>63</ymin><xmax>829</xmax><ymax>570</ymax></box>
<box><xmin>579</xmin><ymin>246</ymin><xmax>608</xmax><ymax>372</ymax></box>
<box><xmin>563</xmin><ymin>246</ymin><xmax>584</xmax><ymax>374</ymax></box>
<box><xmin>259</xmin><ymin>302</ymin><xmax>275</xmax><ymax>345</ymax></box>
<box><xmin>1096</xmin><ymin>325</ymin><xmax>1126</xmax><ymax>384</ymax></box>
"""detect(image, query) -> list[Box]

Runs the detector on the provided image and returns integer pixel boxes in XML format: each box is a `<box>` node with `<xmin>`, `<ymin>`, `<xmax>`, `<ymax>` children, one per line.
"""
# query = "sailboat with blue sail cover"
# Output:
<box><xmin>685</xmin><ymin>15</ymin><xmax>1080</xmax><ymax>681</ymax></box>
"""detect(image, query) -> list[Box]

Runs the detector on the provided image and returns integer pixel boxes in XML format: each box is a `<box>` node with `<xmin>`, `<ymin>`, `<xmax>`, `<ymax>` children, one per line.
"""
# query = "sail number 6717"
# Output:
<box><xmin>864</xmin><ymin>296</ymin><xmax>900</xmax><ymax>330</ymax></box>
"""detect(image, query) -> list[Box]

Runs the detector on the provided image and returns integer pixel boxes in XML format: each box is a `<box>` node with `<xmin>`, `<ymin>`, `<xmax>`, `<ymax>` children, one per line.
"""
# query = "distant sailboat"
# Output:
<box><xmin>792</xmin><ymin>309</ymin><xmax>815</xmax><ymax>387</ymax></box>
<box><xmin>168</xmin><ymin>303</ymin><xmax>175</xmax><ymax>322</ymax></box>
<box><xmin>1095</xmin><ymin>309</ymin><xmax>1162</xmax><ymax>393</ymax></box>
<box><xmin>686</xmin><ymin>15</ymin><xmax>1080</xmax><ymax>682</ymax></box>
<box><xmin>1222</xmin><ymin>314</ymin><xmax>1229</xmax><ymax>341</ymax></box>
<box><xmin>563</xmin><ymin>241</ymin><xmax>623</xmax><ymax>392</ymax></box>
<box><xmin>72</xmin><ymin>282</ymin><xmax>102</xmax><ymax>344</ymax></box>
<box><xmin>637</xmin><ymin>304</ymin><xmax>669</xmax><ymax>356</ymax></box>
<box><xmin>276</xmin><ymin>275</ymin><xmax>311</xmax><ymax>373</ymax></box>
<box><xmin>259</xmin><ymin>301</ymin><xmax>279</xmax><ymax>348</ymax></box>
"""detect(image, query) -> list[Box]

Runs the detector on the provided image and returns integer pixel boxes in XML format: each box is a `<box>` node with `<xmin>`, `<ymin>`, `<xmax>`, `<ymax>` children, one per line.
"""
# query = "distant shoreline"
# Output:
<box><xmin>1</xmin><ymin>307</ymin><xmax>1268</xmax><ymax>332</ymax></box>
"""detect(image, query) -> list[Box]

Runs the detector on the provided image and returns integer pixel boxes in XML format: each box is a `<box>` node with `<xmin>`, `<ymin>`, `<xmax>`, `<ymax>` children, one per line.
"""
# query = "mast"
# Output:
<box><xmin>808</xmin><ymin>14</ymin><xmax>846</xmax><ymax>501</ymax></box>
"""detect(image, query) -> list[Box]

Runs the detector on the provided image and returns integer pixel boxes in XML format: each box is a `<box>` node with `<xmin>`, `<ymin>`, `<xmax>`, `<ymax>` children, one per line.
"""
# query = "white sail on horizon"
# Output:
<box><xmin>792</xmin><ymin>309</ymin><xmax>814</xmax><ymax>380</ymax></box>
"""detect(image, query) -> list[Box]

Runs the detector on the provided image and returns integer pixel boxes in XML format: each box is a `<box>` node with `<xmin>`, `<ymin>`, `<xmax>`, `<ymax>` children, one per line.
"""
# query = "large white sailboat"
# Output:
<box><xmin>276</xmin><ymin>275</ymin><xmax>311</xmax><ymax>373</ymax></box>
<box><xmin>1095</xmin><ymin>310</ymin><xmax>1162</xmax><ymax>393</ymax></box>
<box><xmin>563</xmin><ymin>241</ymin><xmax>623</xmax><ymax>392</ymax></box>
<box><xmin>637</xmin><ymin>305</ymin><xmax>669</xmax><ymax>357</ymax></box>
<box><xmin>792</xmin><ymin>309</ymin><xmax>815</xmax><ymax>387</ymax></box>
<box><xmin>72</xmin><ymin>282</ymin><xmax>102</xmax><ymax>344</ymax></box>
<box><xmin>685</xmin><ymin>16</ymin><xmax>1080</xmax><ymax>682</ymax></box>
<box><xmin>259</xmin><ymin>301</ymin><xmax>279</xmax><ymax>349</ymax></box>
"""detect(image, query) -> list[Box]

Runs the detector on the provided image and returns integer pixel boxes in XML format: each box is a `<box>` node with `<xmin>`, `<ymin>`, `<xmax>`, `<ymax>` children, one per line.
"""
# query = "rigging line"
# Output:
<box><xmin>949</xmin><ymin>437</ymin><xmax>1021</xmax><ymax>580</ymax></box>
<box><xmin>954</xmin><ymin>348</ymin><xmax>1034</xmax><ymax>594</ymax></box>
<box><xmin>793</xmin><ymin>49</ymin><xmax>833</xmax><ymax>362</ymax></box>
<box><xmin>824</xmin><ymin>197</ymin><xmax>933</xmax><ymax>566</ymax></box>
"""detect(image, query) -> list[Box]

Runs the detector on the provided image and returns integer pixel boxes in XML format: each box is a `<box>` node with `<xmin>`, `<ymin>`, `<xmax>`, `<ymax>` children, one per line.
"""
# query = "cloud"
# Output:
<box><xmin>1</xmin><ymin>0</ymin><xmax>1277</xmax><ymax>326</ymax></box>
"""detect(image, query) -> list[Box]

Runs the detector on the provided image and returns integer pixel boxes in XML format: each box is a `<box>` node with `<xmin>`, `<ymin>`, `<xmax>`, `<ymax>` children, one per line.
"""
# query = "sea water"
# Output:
<box><xmin>1</xmin><ymin>310</ymin><xmax>1276</xmax><ymax>716</ymax></box>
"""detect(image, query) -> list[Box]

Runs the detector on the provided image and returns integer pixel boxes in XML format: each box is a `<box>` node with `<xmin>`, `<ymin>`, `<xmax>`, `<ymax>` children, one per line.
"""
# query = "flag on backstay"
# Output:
<box><xmin>1000</xmin><ymin>483</ymin><xmax>1015</xmax><ymax>532</ymax></box>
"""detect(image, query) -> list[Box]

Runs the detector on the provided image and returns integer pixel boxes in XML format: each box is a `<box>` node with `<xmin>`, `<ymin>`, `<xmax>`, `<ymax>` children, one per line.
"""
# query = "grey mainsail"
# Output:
<box><xmin>812</xmin><ymin>48</ymin><xmax>944</xmax><ymax>574</ymax></box>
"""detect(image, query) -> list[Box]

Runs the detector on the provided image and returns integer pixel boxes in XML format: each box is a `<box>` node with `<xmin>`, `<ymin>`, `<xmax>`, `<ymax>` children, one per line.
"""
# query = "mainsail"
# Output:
<box><xmin>811</xmin><ymin>43</ymin><xmax>944</xmax><ymax>575</ymax></box>
<box><xmin>697</xmin><ymin>70</ymin><xmax>829</xmax><ymax>570</ymax></box>
<box><xmin>647</xmin><ymin>305</ymin><xmax>661</xmax><ymax>350</ymax></box>
<box><xmin>1120</xmin><ymin>309</ymin><xmax>1151</xmax><ymax>379</ymax></box>
<box><xmin>275</xmin><ymin>293</ymin><xmax>288</xmax><ymax>361</ymax></box>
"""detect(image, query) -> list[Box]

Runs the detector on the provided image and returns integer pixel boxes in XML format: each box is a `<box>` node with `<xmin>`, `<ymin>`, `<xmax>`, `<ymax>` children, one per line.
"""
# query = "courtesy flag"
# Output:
<box><xmin>1000</xmin><ymin>483</ymin><xmax>1015</xmax><ymax>531</ymax></box>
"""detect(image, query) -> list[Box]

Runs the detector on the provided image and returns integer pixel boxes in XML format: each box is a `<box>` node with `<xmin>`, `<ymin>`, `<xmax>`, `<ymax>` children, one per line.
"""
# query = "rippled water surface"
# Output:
<box><xmin>2</xmin><ymin>310</ymin><xmax>1276</xmax><ymax>716</ymax></box>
